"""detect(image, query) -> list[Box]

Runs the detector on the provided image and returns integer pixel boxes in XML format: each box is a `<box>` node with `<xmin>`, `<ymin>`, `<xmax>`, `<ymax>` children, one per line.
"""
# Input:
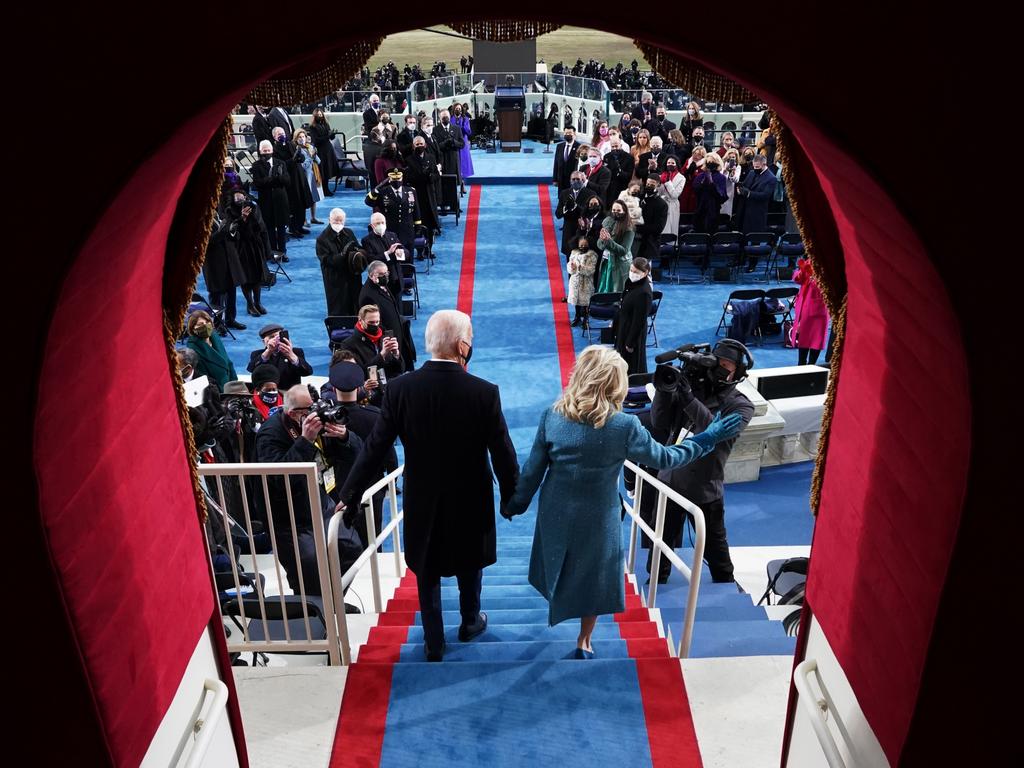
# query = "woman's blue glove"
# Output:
<box><xmin>688</xmin><ymin>412</ymin><xmax>745</xmax><ymax>453</ymax></box>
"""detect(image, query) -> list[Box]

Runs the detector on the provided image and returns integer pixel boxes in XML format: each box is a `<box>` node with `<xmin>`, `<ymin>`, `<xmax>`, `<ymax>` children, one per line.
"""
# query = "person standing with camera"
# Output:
<box><xmin>642</xmin><ymin>340</ymin><xmax>756</xmax><ymax>584</ymax></box>
<box><xmin>255</xmin><ymin>384</ymin><xmax>364</xmax><ymax>593</ymax></box>
<box><xmin>246</xmin><ymin>323</ymin><xmax>313</xmax><ymax>391</ymax></box>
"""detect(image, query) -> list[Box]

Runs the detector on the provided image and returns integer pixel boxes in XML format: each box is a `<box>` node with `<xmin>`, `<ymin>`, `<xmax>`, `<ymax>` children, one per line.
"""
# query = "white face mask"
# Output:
<box><xmin>298</xmin><ymin>137</ymin><xmax>306</xmax><ymax>145</ymax></box>
<box><xmin>629</xmin><ymin>271</ymin><xmax>645</xmax><ymax>282</ymax></box>
<box><xmin>330</xmin><ymin>222</ymin><xmax>344</xmax><ymax>233</ymax></box>
<box><xmin>588</xmin><ymin>156</ymin><xmax>600</xmax><ymax>167</ymax></box>
<box><xmin>373</xmin><ymin>223</ymin><xmax>386</xmax><ymax>236</ymax></box>
<box><xmin>423</xmin><ymin>125</ymin><xmax>433</xmax><ymax>135</ymax></box>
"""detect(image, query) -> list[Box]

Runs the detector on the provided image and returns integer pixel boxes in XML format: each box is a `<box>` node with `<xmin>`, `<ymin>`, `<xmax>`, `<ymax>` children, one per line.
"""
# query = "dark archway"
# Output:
<box><xmin>25</xmin><ymin>10</ymin><xmax>991</xmax><ymax>767</ymax></box>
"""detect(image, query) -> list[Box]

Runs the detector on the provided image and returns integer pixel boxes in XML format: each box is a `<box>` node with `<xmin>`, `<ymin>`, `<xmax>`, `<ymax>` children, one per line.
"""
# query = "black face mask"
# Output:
<box><xmin>390</xmin><ymin>179</ymin><xmax>402</xmax><ymax>188</ymax></box>
<box><xmin>461</xmin><ymin>342</ymin><xmax>473</xmax><ymax>365</ymax></box>
<box><xmin>259</xmin><ymin>391</ymin><xmax>279</xmax><ymax>406</ymax></box>
<box><xmin>588</xmin><ymin>206</ymin><xmax>601</xmax><ymax>215</ymax></box>
<box><xmin>364</xmin><ymin>323</ymin><xmax>380</xmax><ymax>336</ymax></box>
<box><xmin>376</xmin><ymin>275</ymin><xmax>388</xmax><ymax>286</ymax></box>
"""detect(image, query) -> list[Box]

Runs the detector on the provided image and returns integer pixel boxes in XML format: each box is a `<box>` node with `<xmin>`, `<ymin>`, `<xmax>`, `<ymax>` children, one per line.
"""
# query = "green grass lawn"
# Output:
<box><xmin>365</xmin><ymin>26</ymin><xmax>648</xmax><ymax>73</ymax></box>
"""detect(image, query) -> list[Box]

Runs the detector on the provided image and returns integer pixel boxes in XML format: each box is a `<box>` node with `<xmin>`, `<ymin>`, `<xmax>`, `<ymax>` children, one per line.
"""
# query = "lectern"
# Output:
<box><xmin>494</xmin><ymin>86</ymin><xmax>525</xmax><ymax>152</ymax></box>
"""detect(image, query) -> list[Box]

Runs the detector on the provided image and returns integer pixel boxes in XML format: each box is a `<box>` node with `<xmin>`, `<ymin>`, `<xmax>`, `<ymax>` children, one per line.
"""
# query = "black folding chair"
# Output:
<box><xmin>330</xmin><ymin>133</ymin><xmax>369</xmax><ymax>192</ymax></box>
<box><xmin>716</xmin><ymin>288</ymin><xmax>766</xmax><ymax>338</ymax></box>
<box><xmin>677</xmin><ymin>232</ymin><xmax>710</xmax><ymax>283</ymax></box>
<box><xmin>266</xmin><ymin>251</ymin><xmax>292</xmax><ymax>284</ymax></box>
<box><xmin>400</xmin><ymin>263</ymin><xmax>419</xmax><ymax>318</ymax></box>
<box><xmin>709</xmin><ymin>231</ymin><xmax>743</xmax><ymax>281</ymax></box>
<box><xmin>767</xmin><ymin>232</ymin><xmax>805</xmax><ymax>281</ymax></box>
<box><xmin>325</xmin><ymin>315</ymin><xmax>359</xmax><ymax>351</ymax></box>
<box><xmin>647</xmin><ymin>290</ymin><xmax>663</xmax><ymax>346</ymax></box>
<box><xmin>757</xmin><ymin>557</ymin><xmax>809</xmax><ymax>607</ymax></box>
<box><xmin>586</xmin><ymin>292</ymin><xmax>621</xmax><ymax>343</ymax></box>
<box><xmin>741</xmin><ymin>232</ymin><xmax>777</xmax><ymax>280</ymax></box>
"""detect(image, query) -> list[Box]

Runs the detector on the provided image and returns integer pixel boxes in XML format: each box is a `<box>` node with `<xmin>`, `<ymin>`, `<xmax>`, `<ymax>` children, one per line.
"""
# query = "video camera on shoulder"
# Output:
<box><xmin>653</xmin><ymin>343</ymin><xmax>718</xmax><ymax>394</ymax></box>
<box><xmin>306</xmin><ymin>384</ymin><xmax>349</xmax><ymax>427</ymax></box>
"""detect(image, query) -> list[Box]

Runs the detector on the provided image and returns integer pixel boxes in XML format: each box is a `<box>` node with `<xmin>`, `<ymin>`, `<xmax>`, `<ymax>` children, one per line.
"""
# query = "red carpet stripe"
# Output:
<box><xmin>456</xmin><ymin>185</ymin><xmax>482</xmax><ymax>315</ymax></box>
<box><xmin>618</xmin><ymin>581</ymin><xmax>704</xmax><ymax>767</ymax></box>
<box><xmin>537</xmin><ymin>184</ymin><xmax>578</xmax><ymax>388</ymax></box>
<box><xmin>330</xmin><ymin>573</ymin><xmax>418</xmax><ymax>766</ymax></box>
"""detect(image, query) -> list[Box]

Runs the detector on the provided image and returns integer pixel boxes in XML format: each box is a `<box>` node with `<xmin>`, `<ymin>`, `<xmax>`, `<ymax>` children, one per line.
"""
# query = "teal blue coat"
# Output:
<box><xmin>186</xmin><ymin>333</ymin><xmax>237</xmax><ymax>390</ymax></box>
<box><xmin>505</xmin><ymin>407</ymin><xmax>709</xmax><ymax>625</ymax></box>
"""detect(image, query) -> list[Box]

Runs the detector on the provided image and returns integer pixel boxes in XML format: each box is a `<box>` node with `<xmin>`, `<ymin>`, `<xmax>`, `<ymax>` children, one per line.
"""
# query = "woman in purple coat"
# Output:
<box><xmin>452</xmin><ymin>103</ymin><xmax>473</xmax><ymax>193</ymax></box>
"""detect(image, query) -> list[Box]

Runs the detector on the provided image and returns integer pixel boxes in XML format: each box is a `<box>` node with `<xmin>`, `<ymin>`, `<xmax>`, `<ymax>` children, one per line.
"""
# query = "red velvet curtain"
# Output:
<box><xmin>24</xmin><ymin>8</ymin><xmax>988</xmax><ymax>766</ymax></box>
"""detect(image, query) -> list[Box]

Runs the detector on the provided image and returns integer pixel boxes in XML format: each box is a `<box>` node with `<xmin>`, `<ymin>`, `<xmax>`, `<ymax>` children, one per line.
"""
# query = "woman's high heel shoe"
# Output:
<box><xmin>573</xmin><ymin>647</ymin><xmax>595</xmax><ymax>660</ymax></box>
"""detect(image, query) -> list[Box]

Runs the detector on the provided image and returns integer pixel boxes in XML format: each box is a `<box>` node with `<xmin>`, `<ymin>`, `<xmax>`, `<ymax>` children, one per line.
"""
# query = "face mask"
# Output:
<box><xmin>260</xmin><ymin>153</ymin><xmax>272</xmax><ymax>160</ymax></box>
<box><xmin>390</xmin><ymin>179</ymin><xmax>402</xmax><ymax>187</ymax></box>
<box><xmin>657</xmin><ymin>115</ymin><xmax>665</xmax><ymax>121</ymax></box>
<box><xmin>276</xmin><ymin>135</ymin><xmax>286</xmax><ymax>143</ymax></box>
<box><xmin>442</xmin><ymin>118</ymin><xmax>450</xmax><ymax>125</ymax></box>
<box><xmin>376</xmin><ymin>275</ymin><xmax>388</xmax><ymax>286</ymax></box>
<box><xmin>371</xmin><ymin>102</ymin><xmax>379</xmax><ymax>110</ymax></box>
<box><xmin>631</xmin><ymin>127</ymin><xmax>639</xmax><ymax>135</ymax></box>
<box><xmin>364</xmin><ymin>323</ymin><xmax>380</xmax><ymax>336</ymax></box>
<box><xmin>233</xmin><ymin>195</ymin><xmax>245</xmax><ymax>204</ymax></box>
<box><xmin>415</xmin><ymin>147</ymin><xmax>426</xmax><ymax>154</ymax></box>
<box><xmin>570</xmin><ymin>180</ymin><xmax>584</xmax><ymax>191</ymax></box>
<box><xmin>694</xmin><ymin>136</ymin><xmax>704</xmax><ymax>143</ymax></box>
<box><xmin>461</xmin><ymin>342</ymin><xmax>473</xmax><ymax>365</ymax></box>
<box><xmin>588</xmin><ymin>205</ymin><xmax>601</xmax><ymax>215</ymax></box>
<box><xmin>646</xmin><ymin>186</ymin><xmax>658</xmax><ymax>196</ymax></box>
<box><xmin>406</xmin><ymin>123</ymin><xmax>416</xmax><ymax>131</ymax></box>
<box><xmin>612</xmin><ymin>210</ymin><xmax>626</xmax><ymax>219</ymax></box>
<box><xmin>330</xmin><ymin>222</ymin><xmax>344</xmax><ymax>233</ymax></box>
<box><xmin>599</xmin><ymin>126</ymin><xmax>608</xmax><ymax>136</ymax></box>
<box><xmin>423</xmin><ymin>126</ymin><xmax>433</xmax><ymax>134</ymax></box>
<box><xmin>666</xmin><ymin>165</ymin><xmax>677</xmax><ymax>173</ymax></box>
<box><xmin>298</xmin><ymin>137</ymin><xmax>306</xmax><ymax>145</ymax></box>
<box><xmin>373</xmin><ymin>223</ymin><xmax>386</xmax><ymax>236</ymax></box>
<box><xmin>259</xmin><ymin>391</ymin><xmax>279</xmax><ymax>406</ymax></box>
<box><xmin>588</xmin><ymin>156</ymin><xmax>600</xmax><ymax>167</ymax></box>
<box><xmin>629</xmin><ymin>271</ymin><xmax>644</xmax><ymax>282</ymax></box>
<box><xmin>194</xmin><ymin>324</ymin><xmax>213</xmax><ymax>339</ymax></box>
<box><xmin>564</xmin><ymin>135</ymin><xmax>573</xmax><ymax>143</ymax></box>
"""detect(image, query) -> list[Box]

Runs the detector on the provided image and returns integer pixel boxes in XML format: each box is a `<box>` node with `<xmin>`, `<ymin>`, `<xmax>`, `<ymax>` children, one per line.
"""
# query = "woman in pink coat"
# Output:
<box><xmin>792</xmin><ymin>257</ymin><xmax>830</xmax><ymax>365</ymax></box>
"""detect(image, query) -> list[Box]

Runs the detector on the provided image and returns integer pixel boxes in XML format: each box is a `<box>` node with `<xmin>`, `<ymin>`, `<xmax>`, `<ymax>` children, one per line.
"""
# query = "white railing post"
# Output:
<box><xmin>646</xmin><ymin>493</ymin><xmax>668</xmax><ymax>609</ymax></box>
<box><xmin>678</xmin><ymin>501</ymin><xmax>706</xmax><ymax>659</ymax></box>
<box><xmin>303</xmin><ymin>469</ymin><xmax>341</xmax><ymax>666</ymax></box>
<box><xmin>794</xmin><ymin>659</ymin><xmax>856</xmax><ymax>768</ymax></box>
<box><xmin>388</xmin><ymin>477</ymin><xmax>403</xmax><ymax>578</ymax></box>
<box><xmin>626</xmin><ymin>474</ymin><xmax>643</xmax><ymax>575</ymax></box>
<box><xmin>364</xmin><ymin>499</ymin><xmax>383</xmax><ymax>613</ymax></box>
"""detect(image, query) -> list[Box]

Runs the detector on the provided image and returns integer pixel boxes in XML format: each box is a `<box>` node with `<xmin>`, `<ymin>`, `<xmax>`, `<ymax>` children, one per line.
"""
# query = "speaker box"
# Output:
<box><xmin>756</xmin><ymin>368</ymin><xmax>828</xmax><ymax>399</ymax></box>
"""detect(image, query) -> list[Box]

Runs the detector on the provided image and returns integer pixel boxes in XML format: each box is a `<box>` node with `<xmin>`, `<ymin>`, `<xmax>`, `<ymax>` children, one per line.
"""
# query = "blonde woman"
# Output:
<box><xmin>292</xmin><ymin>128</ymin><xmax>324</xmax><ymax>224</ymax></box>
<box><xmin>630</xmin><ymin>128</ymin><xmax>652</xmax><ymax>172</ymax></box>
<box><xmin>501</xmin><ymin>346</ymin><xmax>743</xmax><ymax>658</ymax></box>
<box><xmin>721</xmin><ymin>148</ymin><xmax>741</xmax><ymax>217</ymax></box>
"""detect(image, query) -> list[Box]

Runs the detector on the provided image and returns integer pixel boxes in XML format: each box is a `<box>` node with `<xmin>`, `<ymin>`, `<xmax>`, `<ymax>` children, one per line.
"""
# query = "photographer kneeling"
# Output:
<box><xmin>255</xmin><ymin>384</ymin><xmax>364</xmax><ymax>595</ymax></box>
<box><xmin>639</xmin><ymin>340</ymin><xmax>755</xmax><ymax>584</ymax></box>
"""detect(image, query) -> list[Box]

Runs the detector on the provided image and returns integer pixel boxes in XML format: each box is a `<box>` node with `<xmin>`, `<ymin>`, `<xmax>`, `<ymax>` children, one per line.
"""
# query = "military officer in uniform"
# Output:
<box><xmin>365</xmin><ymin>168</ymin><xmax>421</xmax><ymax>257</ymax></box>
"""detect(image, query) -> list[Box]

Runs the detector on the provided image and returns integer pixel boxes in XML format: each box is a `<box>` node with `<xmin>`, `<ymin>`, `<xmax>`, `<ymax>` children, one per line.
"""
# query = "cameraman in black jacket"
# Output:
<box><xmin>255</xmin><ymin>384</ymin><xmax>363</xmax><ymax>594</ymax></box>
<box><xmin>640</xmin><ymin>340</ymin><xmax>755</xmax><ymax>584</ymax></box>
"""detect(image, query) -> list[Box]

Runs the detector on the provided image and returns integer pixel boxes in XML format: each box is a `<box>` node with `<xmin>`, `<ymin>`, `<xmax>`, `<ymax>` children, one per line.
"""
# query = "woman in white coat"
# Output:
<box><xmin>657</xmin><ymin>155</ymin><xmax>686</xmax><ymax>236</ymax></box>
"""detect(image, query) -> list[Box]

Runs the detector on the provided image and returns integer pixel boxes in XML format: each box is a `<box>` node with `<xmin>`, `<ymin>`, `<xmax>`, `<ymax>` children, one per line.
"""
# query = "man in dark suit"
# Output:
<box><xmin>644</xmin><ymin>106</ymin><xmax>677</xmax><ymax>143</ymax></box>
<box><xmin>251</xmin><ymin>106</ymin><xmax>273</xmax><ymax>146</ymax></box>
<box><xmin>397</xmin><ymin>114</ymin><xmax>419</xmax><ymax>158</ymax></box>
<box><xmin>433</xmin><ymin>109</ymin><xmax>465</xmax><ymax>182</ymax></box>
<box><xmin>316</xmin><ymin>209</ymin><xmax>366</xmax><ymax>317</ymax></box>
<box><xmin>552</xmin><ymin>127</ymin><xmax>580</xmax><ymax>191</ymax></box>
<box><xmin>361</xmin><ymin>212</ymin><xmax>405</xmax><ymax>297</ymax></box>
<box><xmin>405</xmin><ymin>136</ymin><xmax>441</xmax><ymax>239</ymax></box>
<box><xmin>555</xmin><ymin>170</ymin><xmax>596</xmax><ymax>258</ymax></box>
<box><xmin>339</xmin><ymin>310</ymin><xmax>519</xmax><ymax>661</ymax></box>
<box><xmin>736</xmin><ymin>154</ymin><xmax>778</xmax><ymax>269</ymax></box>
<box><xmin>635</xmin><ymin>176</ymin><xmax>669</xmax><ymax>264</ymax></box>
<box><xmin>362</xmin><ymin>93</ymin><xmax>382</xmax><ymax>134</ymax></box>
<box><xmin>630</xmin><ymin>91</ymin><xmax>655</xmax><ymax>125</ymax></box>
<box><xmin>267</xmin><ymin>105</ymin><xmax>295</xmax><ymax>136</ymax></box>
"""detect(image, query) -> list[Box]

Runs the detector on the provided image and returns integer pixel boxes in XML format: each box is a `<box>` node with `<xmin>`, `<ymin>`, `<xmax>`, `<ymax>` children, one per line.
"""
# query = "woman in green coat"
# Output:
<box><xmin>184</xmin><ymin>310</ymin><xmax>237</xmax><ymax>390</ymax></box>
<box><xmin>596</xmin><ymin>199</ymin><xmax>635</xmax><ymax>294</ymax></box>
<box><xmin>502</xmin><ymin>346</ymin><xmax>743</xmax><ymax>658</ymax></box>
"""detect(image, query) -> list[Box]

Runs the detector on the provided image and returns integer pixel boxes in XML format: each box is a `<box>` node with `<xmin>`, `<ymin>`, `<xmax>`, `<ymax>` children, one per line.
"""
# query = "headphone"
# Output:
<box><xmin>711</xmin><ymin>339</ymin><xmax>754</xmax><ymax>382</ymax></box>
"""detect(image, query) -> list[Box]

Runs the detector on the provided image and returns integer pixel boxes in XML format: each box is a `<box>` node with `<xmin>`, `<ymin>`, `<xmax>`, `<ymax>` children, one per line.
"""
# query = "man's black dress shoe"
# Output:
<box><xmin>458</xmin><ymin>612</ymin><xmax>488</xmax><ymax>642</ymax></box>
<box><xmin>226</xmin><ymin>320</ymin><xmax>247</xmax><ymax>330</ymax></box>
<box><xmin>424</xmin><ymin>639</ymin><xmax>445</xmax><ymax>662</ymax></box>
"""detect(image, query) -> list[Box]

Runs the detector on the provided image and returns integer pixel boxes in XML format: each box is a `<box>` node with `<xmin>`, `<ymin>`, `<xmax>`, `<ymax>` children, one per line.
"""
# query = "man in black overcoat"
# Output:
<box><xmin>603</xmin><ymin>138</ymin><xmax>635</xmax><ymax>206</ymax></box>
<box><xmin>404</xmin><ymin>136</ymin><xmax>440</xmax><ymax>237</ymax></box>
<box><xmin>555</xmin><ymin>171</ymin><xmax>596</xmax><ymax>258</ymax></box>
<box><xmin>433</xmin><ymin>109</ymin><xmax>464</xmax><ymax>183</ymax></box>
<box><xmin>267</xmin><ymin>105</ymin><xmax>295</xmax><ymax>136</ymax></box>
<box><xmin>635</xmin><ymin>177</ymin><xmax>669</xmax><ymax>263</ymax></box>
<box><xmin>339</xmin><ymin>310</ymin><xmax>519</xmax><ymax>661</ymax></box>
<box><xmin>250</xmin><ymin>141</ymin><xmax>291</xmax><ymax>254</ymax></box>
<box><xmin>358</xmin><ymin>260</ymin><xmax>416</xmax><ymax>372</ymax></box>
<box><xmin>365</xmin><ymin>169</ymin><xmax>421</xmax><ymax>256</ymax></box>
<box><xmin>737</xmin><ymin>154</ymin><xmax>778</xmax><ymax>236</ymax></box>
<box><xmin>251</xmin><ymin>105</ymin><xmax>273</xmax><ymax>146</ymax></box>
<box><xmin>361</xmin><ymin>212</ymin><xmax>405</xmax><ymax>298</ymax></box>
<box><xmin>316</xmin><ymin>210</ymin><xmax>367</xmax><ymax>317</ymax></box>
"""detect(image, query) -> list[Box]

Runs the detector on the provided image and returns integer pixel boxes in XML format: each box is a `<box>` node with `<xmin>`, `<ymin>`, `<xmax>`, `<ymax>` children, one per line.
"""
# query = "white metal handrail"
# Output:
<box><xmin>793</xmin><ymin>659</ymin><xmax>860</xmax><ymax>768</ymax></box>
<box><xmin>199</xmin><ymin>462</ymin><xmax>341</xmax><ymax>665</ymax></box>
<box><xmin>327</xmin><ymin>465</ymin><xmax>406</xmax><ymax>665</ymax></box>
<box><xmin>181</xmin><ymin>678</ymin><xmax>229</xmax><ymax>768</ymax></box>
<box><xmin>622</xmin><ymin>460</ymin><xmax>706</xmax><ymax>658</ymax></box>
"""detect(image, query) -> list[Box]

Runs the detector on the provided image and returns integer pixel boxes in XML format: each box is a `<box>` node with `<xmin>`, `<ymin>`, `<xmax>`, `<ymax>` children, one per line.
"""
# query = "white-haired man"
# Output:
<box><xmin>339</xmin><ymin>310</ymin><xmax>519</xmax><ymax>661</ymax></box>
<box><xmin>250</xmin><ymin>139</ymin><xmax>291</xmax><ymax>254</ymax></box>
<box><xmin>315</xmin><ymin>208</ymin><xmax>365</xmax><ymax>317</ymax></box>
<box><xmin>360</xmin><ymin>211</ymin><xmax>404</xmax><ymax>297</ymax></box>
<box><xmin>433</xmin><ymin>109</ymin><xmax>465</xmax><ymax>182</ymax></box>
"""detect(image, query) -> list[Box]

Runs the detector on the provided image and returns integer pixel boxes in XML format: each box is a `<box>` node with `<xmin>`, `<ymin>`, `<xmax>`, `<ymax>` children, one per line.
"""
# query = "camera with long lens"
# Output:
<box><xmin>224</xmin><ymin>396</ymin><xmax>260</xmax><ymax>432</ymax></box>
<box><xmin>306</xmin><ymin>384</ymin><xmax>349</xmax><ymax>427</ymax></box>
<box><xmin>653</xmin><ymin>343</ymin><xmax>720</xmax><ymax>394</ymax></box>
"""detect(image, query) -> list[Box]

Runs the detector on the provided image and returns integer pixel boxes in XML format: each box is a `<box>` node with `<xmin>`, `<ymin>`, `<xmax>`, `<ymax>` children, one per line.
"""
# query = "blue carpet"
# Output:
<box><xmin>379</xmin><ymin>659</ymin><xmax>654</xmax><ymax>768</ymax></box>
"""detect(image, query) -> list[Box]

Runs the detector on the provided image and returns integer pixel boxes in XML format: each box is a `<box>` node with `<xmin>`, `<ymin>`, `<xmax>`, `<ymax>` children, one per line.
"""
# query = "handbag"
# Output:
<box><xmin>783</xmin><ymin>320</ymin><xmax>795</xmax><ymax>348</ymax></box>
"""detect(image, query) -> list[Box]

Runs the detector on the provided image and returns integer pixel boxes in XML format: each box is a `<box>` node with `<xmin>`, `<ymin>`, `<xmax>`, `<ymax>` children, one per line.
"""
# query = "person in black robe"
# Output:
<box><xmin>404</xmin><ymin>137</ymin><xmax>440</xmax><ymax>238</ymax></box>
<box><xmin>250</xmin><ymin>141</ymin><xmax>290</xmax><ymax>255</ymax></box>
<box><xmin>316</xmin><ymin>211</ymin><xmax>367</xmax><ymax>317</ymax></box>
<box><xmin>358</xmin><ymin>262</ymin><xmax>416</xmax><ymax>373</ymax></box>
<box><xmin>613</xmin><ymin>258</ymin><xmax>654</xmax><ymax>374</ymax></box>
<box><xmin>309</xmin><ymin>108</ymin><xmax>338</xmax><ymax>195</ymax></box>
